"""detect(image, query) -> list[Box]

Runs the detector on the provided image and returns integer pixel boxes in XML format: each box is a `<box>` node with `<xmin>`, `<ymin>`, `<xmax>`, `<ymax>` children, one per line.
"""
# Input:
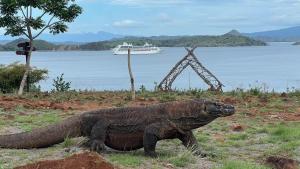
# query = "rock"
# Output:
<box><xmin>164</xmin><ymin>163</ymin><xmax>175</xmax><ymax>169</ymax></box>
<box><xmin>232</xmin><ymin>124</ymin><xmax>244</xmax><ymax>132</ymax></box>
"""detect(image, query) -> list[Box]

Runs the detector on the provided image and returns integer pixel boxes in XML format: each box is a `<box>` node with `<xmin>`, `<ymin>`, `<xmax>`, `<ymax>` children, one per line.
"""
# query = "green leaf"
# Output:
<box><xmin>0</xmin><ymin>0</ymin><xmax>82</xmax><ymax>38</ymax></box>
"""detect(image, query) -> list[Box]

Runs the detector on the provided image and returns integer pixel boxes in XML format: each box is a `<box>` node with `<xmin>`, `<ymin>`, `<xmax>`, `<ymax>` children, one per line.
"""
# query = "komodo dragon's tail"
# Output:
<box><xmin>0</xmin><ymin>116</ymin><xmax>82</xmax><ymax>149</ymax></box>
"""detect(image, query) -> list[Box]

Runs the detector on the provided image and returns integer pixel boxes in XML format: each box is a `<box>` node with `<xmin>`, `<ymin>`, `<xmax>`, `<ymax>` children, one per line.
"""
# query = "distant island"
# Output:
<box><xmin>244</xmin><ymin>26</ymin><xmax>300</xmax><ymax>42</ymax></box>
<box><xmin>80</xmin><ymin>30</ymin><xmax>266</xmax><ymax>51</ymax></box>
<box><xmin>0</xmin><ymin>38</ymin><xmax>80</xmax><ymax>51</ymax></box>
<box><xmin>293</xmin><ymin>42</ymin><xmax>300</xmax><ymax>45</ymax></box>
<box><xmin>0</xmin><ymin>30</ymin><xmax>266</xmax><ymax>51</ymax></box>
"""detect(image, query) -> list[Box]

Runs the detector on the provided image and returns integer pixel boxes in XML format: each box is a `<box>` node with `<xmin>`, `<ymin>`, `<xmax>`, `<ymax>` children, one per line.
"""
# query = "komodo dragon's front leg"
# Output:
<box><xmin>82</xmin><ymin>119</ymin><xmax>108</xmax><ymax>153</ymax></box>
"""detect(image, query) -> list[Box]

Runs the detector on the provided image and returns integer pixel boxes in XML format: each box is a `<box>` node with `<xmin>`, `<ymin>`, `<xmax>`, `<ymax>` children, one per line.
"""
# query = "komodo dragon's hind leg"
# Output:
<box><xmin>178</xmin><ymin>131</ymin><xmax>206</xmax><ymax>157</ymax></box>
<box><xmin>83</xmin><ymin>120</ymin><xmax>108</xmax><ymax>153</ymax></box>
<box><xmin>143</xmin><ymin>123</ymin><xmax>160</xmax><ymax>158</ymax></box>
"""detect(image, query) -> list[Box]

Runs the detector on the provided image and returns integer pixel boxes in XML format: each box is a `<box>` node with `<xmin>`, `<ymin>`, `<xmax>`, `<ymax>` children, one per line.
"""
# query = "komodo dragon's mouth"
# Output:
<box><xmin>205</xmin><ymin>101</ymin><xmax>235</xmax><ymax>117</ymax></box>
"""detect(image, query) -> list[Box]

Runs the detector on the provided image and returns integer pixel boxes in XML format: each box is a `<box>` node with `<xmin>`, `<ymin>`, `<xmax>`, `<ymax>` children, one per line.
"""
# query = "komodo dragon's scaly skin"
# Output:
<box><xmin>0</xmin><ymin>99</ymin><xmax>235</xmax><ymax>157</ymax></box>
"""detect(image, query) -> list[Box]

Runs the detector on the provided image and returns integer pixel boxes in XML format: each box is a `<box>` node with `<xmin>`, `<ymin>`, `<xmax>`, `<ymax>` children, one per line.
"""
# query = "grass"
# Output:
<box><xmin>215</xmin><ymin>160</ymin><xmax>270</xmax><ymax>169</ymax></box>
<box><xmin>228</xmin><ymin>133</ymin><xmax>248</xmax><ymax>141</ymax></box>
<box><xmin>263</xmin><ymin>122</ymin><xmax>300</xmax><ymax>156</ymax></box>
<box><xmin>108</xmin><ymin>153</ymin><xmax>144</xmax><ymax>168</ymax></box>
<box><xmin>167</xmin><ymin>149</ymin><xmax>196</xmax><ymax>167</ymax></box>
<box><xmin>14</xmin><ymin>112</ymin><xmax>61</xmax><ymax>132</ymax></box>
<box><xmin>268</xmin><ymin>123</ymin><xmax>300</xmax><ymax>142</ymax></box>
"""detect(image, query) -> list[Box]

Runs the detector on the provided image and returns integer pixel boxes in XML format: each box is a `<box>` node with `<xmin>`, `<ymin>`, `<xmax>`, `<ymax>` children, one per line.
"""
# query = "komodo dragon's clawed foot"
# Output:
<box><xmin>193</xmin><ymin>149</ymin><xmax>207</xmax><ymax>158</ymax></box>
<box><xmin>90</xmin><ymin>140</ymin><xmax>106</xmax><ymax>153</ymax></box>
<box><xmin>81</xmin><ymin>139</ymin><xmax>106</xmax><ymax>153</ymax></box>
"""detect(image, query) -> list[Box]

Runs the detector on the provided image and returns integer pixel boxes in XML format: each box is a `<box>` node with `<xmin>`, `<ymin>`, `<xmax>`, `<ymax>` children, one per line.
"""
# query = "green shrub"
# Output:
<box><xmin>52</xmin><ymin>73</ymin><xmax>71</xmax><ymax>92</ymax></box>
<box><xmin>248</xmin><ymin>87</ymin><xmax>261</xmax><ymax>96</ymax></box>
<box><xmin>0</xmin><ymin>62</ymin><xmax>48</xmax><ymax>93</ymax></box>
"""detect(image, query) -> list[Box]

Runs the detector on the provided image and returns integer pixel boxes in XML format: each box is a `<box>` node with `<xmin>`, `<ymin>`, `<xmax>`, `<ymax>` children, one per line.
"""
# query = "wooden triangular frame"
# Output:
<box><xmin>158</xmin><ymin>47</ymin><xmax>223</xmax><ymax>91</ymax></box>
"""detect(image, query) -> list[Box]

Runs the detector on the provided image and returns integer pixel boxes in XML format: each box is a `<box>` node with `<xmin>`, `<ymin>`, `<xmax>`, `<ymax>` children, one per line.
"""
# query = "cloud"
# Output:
<box><xmin>112</xmin><ymin>19</ymin><xmax>142</xmax><ymax>28</ymax></box>
<box><xmin>157</xmin><ymin>13</ymin><xmax>173</xmax><ymax>23</ymax></box>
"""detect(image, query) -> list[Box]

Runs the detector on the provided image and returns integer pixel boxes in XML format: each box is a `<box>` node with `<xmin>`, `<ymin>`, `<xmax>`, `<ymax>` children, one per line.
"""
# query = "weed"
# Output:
<box><xmin>62</xmin><ymin>136</ymin><xmax>75</xmax><ymax>148</ymax></box>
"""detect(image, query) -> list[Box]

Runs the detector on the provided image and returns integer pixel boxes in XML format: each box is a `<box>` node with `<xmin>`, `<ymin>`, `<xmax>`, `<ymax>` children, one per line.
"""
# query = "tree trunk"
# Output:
<box><xmin>127</xmin><ymin>49</ymin><xmax>135</xmax><ymax>100</ymax></box>
<box><xmin>18</xmin><ymin>40</ymin><xmax>33</xmax><ymax>96</ymax></box>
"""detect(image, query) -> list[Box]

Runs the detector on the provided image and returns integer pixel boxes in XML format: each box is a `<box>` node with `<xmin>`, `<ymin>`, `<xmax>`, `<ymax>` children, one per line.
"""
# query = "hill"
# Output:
<box><xmin>244</xmin><ymin>26</ymin><xmax>300</xmax><ymax>42</ymax></box>
<box><xmin>80</xmin><ymin>32</ymin><xmax>266</xmax><ymax>51</ymax></box>
<box><xmin>293</xmin><ymin>42</ymin><xmax>300</xmax><ymax>45</ymax></box>
<box><xmin>2</xmin><ymin>38</ymin><xmax>57</xmax><ymax>51</ymax></box>
<box><xmin>0</xmin><ymin>38</ymin><xmax>80</xmax><ymax>51</ymax></box>
<box><xmin>224</xmin><ymin>29</ymin><xmax>242</xmax><ymax>36</ymax></box>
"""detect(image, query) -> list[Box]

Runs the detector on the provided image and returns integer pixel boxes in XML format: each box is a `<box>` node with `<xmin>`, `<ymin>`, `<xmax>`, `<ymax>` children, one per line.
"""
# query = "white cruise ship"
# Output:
<box><xmin>112</xmin><ymin>42</ymin><xmax>161</xmax><ymax>55</ymax></box>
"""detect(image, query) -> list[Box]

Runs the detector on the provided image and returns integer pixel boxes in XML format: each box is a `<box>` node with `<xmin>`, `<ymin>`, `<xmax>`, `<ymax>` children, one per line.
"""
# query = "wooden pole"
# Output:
<box><xmin>26</xmin><ymin>54</ymin><xmax>30</xmax><ymax>92</ymax></box>
<box><xmin>128</xmin><ymin>49</ymin><xmax>135</xmax><ymax>100</ymax></box>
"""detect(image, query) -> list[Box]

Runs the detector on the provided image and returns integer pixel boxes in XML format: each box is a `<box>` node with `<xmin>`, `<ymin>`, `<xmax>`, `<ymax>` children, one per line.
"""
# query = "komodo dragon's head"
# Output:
<box><xmin>203</xmin><ymin>100</ymin><xmax>235</xmax><ymax>117</ymax></box>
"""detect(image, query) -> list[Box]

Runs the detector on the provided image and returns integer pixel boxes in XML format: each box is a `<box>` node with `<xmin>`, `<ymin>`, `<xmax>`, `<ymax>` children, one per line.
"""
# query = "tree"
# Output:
<box><xmin>0</xmin><ymin>0</ymin><xmax>82</xmax><ymax>95</ymax></box>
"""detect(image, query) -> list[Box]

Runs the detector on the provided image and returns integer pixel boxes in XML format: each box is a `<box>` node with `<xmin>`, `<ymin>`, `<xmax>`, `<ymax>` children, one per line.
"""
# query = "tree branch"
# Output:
<box><xmin>37</xmin><ymin>11</ymin><xmax>47</xmax><ymax>20</ymax></box>
<box><xmin>33</xmin><ymin>16</ymin><xmax>56</xmax><ymax>39</ymax></box>
<box><xmin>23</xmin><ymin>31</ymin><xmax>30</xmax><ymax>39</ymax></box>
<box><xmin>26</xmin><ymin>7</ymin><xmax>28</xmax><ymax>18</ymax></box>
<box><xmin>30</xmin><ymin>6</ymin><xmax>32</xmax><ymax>19</ymax></box>
<box><xmin>19</xmin><ymin>7</ymin><xmax>27</xmax><ymax>19</ymax></box>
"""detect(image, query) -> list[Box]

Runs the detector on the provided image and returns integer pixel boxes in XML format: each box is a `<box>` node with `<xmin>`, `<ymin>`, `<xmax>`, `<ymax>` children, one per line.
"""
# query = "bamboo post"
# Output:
<box><xmin>128</xmin><ymin>48</ymin><xmax>135</xmax><ymax>100</ymax></box>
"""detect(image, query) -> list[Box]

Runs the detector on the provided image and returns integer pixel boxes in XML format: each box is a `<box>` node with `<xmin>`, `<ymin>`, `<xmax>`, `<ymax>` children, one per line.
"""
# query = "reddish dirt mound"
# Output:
<box><xmin>266</xmin><ymin>156</ymin><xmax>299</xmax><ymax>169</ymax></box>
<box><xmin>15</xmin><ymin>152</ymin><xmax>115</xmax><ymax>169</ymax></box>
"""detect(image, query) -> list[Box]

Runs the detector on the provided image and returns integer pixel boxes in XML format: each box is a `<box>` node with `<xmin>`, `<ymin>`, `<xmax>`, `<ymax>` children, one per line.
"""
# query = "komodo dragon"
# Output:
<box><xmin>0</xmin><ymin>99</ymin><xmax>235</xmax><ymax>157</ymax></box>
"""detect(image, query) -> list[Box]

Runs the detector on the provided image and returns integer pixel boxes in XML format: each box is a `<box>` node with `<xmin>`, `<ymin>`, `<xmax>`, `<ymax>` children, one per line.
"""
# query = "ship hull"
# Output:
<box><xmin>113</xmin><ymin>49</ymin><xmax>161</xmax><ymax>55</ymax></box>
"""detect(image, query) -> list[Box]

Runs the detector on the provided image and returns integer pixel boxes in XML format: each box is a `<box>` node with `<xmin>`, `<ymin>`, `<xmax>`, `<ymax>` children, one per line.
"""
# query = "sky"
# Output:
<box><xmin>1</xmin><ymin>0</ymin><xmax>300</xmax><ymax>36</ymax></box>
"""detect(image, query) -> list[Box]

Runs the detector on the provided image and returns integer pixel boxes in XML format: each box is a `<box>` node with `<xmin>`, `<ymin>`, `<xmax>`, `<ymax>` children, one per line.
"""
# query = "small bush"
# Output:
<box><xmin>139</xmin><ymin>85</ymin><xmax>147</xmax><ymax>93</ymax></box>
<box><xmin>248</xmin><ymin>87</ymin><xmax>261</xmax><ymax>96</ymax></box>
<box><xmin>52</xmin><ymin>73</ymin><xmax>71</xmax><ymax>92</ymax></box>
<box><xmin>0</xmin><ymin>62</ymin><xmax>48</xmax><ymax>93</ymax></box>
